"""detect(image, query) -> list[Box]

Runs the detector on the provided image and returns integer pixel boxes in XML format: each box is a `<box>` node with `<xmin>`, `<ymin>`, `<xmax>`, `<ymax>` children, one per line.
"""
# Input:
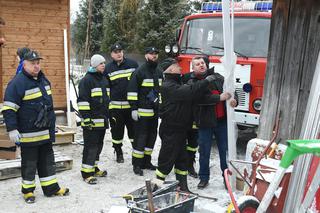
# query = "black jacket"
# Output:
<box><xmin>159</xmin><ymin>73</ymin><xmax>212</xmax><ymax>130</ymax></box>
<box><xmin>127</xmin><ymin>61</ymin><xmax>163</xmax><ymax>118</ymax></box>
<box><xmin>2</xmin><ymin>70</ymin><xmax>56</xmax><ymax>147</ymax></box>
<box><xmin>77</xmin><ymin>71</ymin><xmax>110</xmax><ymax>129</ymax></box>
<box><xmin>104</xmin><ymin>58</ymin><xmax>138</xmax><ymax>109</ymax></box>
<box><xmin>188</xmin><ymin>71</ymin><xmax>222</xmax><ymax>128</ymax></box>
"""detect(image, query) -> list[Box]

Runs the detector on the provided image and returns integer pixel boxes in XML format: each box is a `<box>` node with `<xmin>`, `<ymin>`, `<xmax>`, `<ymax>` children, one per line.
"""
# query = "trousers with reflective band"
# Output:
<box><xmin>21</xmin><ymin>143</ymin><xmax>60</xmax><ymax>196</ymax></box>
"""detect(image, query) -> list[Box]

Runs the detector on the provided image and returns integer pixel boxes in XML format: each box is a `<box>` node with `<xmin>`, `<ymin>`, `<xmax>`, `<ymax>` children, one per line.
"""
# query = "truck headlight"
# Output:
<box><xmin>172</xmin><ymin>44</ymin><xmax>179</xmax><ymax>54</ymax></box>
<box><xmin>253</xmin><ymin>98</ymin><xmax>262</xmax><ymax>112</ymax></box>
<box><xmin>165</xmin><ymin>45</ymin><xmax>171</xmax><ymax>54</ymax></box>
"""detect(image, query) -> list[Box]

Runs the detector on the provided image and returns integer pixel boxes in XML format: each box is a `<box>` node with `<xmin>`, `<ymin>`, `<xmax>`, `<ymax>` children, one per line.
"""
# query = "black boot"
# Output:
<box><xmin>114</xmin><ymin>147</ymin><xmax>124</xmax><ymax>163</ymax></box>
<box><xmin>188</xmin><ymin>161</ymin><xmax>198</xmax><ymax>178</ymax></box>
<box><xmin>142</xmin><ymin>155</ymin><xmax>156</xmax><ymax>170</ymax></box>
<box><xmin>176</xmin><ymin>174</ymin><xmax>191</xmax><ymax>193</ymax></box>
<box><xmin>133</xmin><ymin>165</ymin><xmax>143</xmax><ymax>176</ymax></box>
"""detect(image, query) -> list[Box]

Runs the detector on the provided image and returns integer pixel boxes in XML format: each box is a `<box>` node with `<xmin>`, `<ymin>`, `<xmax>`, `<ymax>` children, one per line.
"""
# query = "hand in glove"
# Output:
<box><xmin>205</xmin><ymin>74</ymin><xmax>217</xmax><ymax>83</ymax></box>
<box><xmin>220</xmin><ymin>92</ymin><xmax>232</xmax><ymax>101</ymax></box>
<box><xmin>9</xmin><ymin>130</ymin><xmax>21</xmax><ymax>145</ymax></box>
<box><xmin>131</xmin><ymin>110</ymin><xmax>139</xmax><ymax>121</ymax></box>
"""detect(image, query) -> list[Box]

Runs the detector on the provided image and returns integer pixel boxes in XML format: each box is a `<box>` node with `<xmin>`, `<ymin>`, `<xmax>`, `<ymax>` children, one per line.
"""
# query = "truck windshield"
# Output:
<box><xmin>180</xmin><ymin>17</ymin><xmax>270</xmax><ymax>58</ymax></box>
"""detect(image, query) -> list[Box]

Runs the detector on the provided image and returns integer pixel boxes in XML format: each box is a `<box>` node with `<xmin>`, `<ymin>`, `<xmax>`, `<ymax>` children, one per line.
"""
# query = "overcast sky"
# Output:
<box><xmin>70</xmin><ymin>0</ymin><xmax>81</xmax><ymax>22</ymax></box>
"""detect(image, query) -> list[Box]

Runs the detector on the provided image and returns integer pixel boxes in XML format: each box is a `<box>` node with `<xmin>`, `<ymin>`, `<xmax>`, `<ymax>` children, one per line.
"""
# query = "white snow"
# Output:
<box><xmin>0</xmin><ymin>128</ymin><xmax>239</xmax><ymax>213</ymax></box>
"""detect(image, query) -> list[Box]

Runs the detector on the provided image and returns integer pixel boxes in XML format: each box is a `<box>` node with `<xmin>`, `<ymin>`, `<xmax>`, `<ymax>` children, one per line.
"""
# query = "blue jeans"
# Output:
<box><xmin>198</xmin><ymin>119</ymin><xmax>228</xmax><ymax>181</ymax></box>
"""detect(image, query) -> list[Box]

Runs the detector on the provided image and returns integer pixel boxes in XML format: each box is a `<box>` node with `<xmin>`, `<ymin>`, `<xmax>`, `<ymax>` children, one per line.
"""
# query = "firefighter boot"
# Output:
<box><xmin>142</xmin><ymin>155</ymin><xmax>156</xmax><ymax>170</ymax></box>
<box><xmin>188</xmin><ymin>160</ymin><xmax>198</xmax><ymax>178</ymax></box>
<box><xmin>176</xmin><ymin>174</ymin><xmax>191</xmax><ymax>193</ymax></box>
<box><xmin>23</xmin><ymin>192</ymin><xmax>35</xmax><ymax>204</ymax></box>
<box><xmin>133</xmin><ymin>165</ymin><xmax>143</xmax><ymax>176</ymax></box>
<box><xmin>94</xmin><ymin>166</ymin><xmax>107</xmax><ymax>177</ymax></box>
<box><xmin>114</xmin><ymin>147</ymin><xmax>124</xmax><ymax>163</ymax></box>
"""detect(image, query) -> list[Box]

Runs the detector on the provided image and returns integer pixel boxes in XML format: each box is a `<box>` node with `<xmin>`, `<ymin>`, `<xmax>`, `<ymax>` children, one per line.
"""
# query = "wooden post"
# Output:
<box><xmin>145</xmin><ymin>179</ymin><xmax>155</xmax><ymax>213</ymax></box>
<box><xmin>258</xmin><ymin>0</ymin><xmax>320</xmax><ymax>142</ymax></box>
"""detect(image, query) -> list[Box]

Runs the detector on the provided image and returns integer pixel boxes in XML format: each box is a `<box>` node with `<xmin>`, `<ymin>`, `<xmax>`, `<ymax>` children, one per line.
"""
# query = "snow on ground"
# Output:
<box><xmin>0</xmin><ymin>127</ymin><xmax>250</xmax><ymax>213</ymax></box>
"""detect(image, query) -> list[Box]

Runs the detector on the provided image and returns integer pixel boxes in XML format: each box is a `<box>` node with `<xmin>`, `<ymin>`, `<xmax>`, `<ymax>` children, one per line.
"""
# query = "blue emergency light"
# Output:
<box><xmin>201</xmin><ymin>1</ymin><xmax>272</xmax><ymax>13</ymax></box>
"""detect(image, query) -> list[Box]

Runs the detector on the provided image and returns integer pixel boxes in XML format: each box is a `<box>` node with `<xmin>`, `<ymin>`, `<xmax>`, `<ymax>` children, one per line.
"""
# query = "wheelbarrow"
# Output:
<box><xmin>225</xmin><ymin>139</ymin><xmax>320</xmax><ymax>213</ymax></box>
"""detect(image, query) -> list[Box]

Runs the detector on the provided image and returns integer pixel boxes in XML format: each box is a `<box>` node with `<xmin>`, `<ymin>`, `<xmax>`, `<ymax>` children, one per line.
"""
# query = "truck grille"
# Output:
<box><xmin>235</xmin><ymin>86</ymin><xmax>249</xmax><ymax>111</ymax></box>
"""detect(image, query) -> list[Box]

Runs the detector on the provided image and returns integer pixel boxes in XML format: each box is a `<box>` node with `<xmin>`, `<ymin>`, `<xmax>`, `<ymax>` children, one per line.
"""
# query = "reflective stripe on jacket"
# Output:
<box><xmin>127</xmin><ymin>61</ymin><xmax>163</xmax><ymax>118</ymax></box>
<box><xmin>2</xmin><ymin>70</ymin><xmax>56</xmax><ymax>146</ymax></box>
<box><xmin>77</xmin><ymin>72</ymin><xmax>110</xmax><ymax>129</ymax></box>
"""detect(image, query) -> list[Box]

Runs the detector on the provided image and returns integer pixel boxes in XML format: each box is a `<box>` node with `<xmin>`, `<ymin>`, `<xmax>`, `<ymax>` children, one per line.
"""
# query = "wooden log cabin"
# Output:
<box><xmin>0</xmin><ymin>0</ymin><xmax>70</xmax><ymax>109</ymax></box>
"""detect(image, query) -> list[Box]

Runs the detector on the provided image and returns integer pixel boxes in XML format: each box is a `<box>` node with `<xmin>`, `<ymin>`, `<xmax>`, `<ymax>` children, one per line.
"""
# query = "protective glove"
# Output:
<box><xmin>220</xmin><ymin>92</ymin><xmax>232</xmax><ymax>101</ymax></box>
<box><xmin>131</xmin><ymin>110</ymin><xmax>139</xmax><ymax>121</ymax></box>
<box><xmin>9</xmin><ymin>130</ymin><xmax>21</xmax><ymax>145</ymax></box>
<box><xmin>205</xmin><ymin>74</ymin><xmax>217</xmax><ymax>83</ymax></box>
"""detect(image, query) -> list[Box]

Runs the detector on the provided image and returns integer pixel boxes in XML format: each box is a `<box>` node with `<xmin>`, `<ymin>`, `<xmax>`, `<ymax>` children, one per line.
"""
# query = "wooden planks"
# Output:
<box><xmin>0</xmin><ymin>152</ymin><xmax>73</xmax><ymax>180</ymax></box>
<box><xmin>258</xmin><ymin>0</ymin><xmax>320</xmax><ymax>141</ymax></box>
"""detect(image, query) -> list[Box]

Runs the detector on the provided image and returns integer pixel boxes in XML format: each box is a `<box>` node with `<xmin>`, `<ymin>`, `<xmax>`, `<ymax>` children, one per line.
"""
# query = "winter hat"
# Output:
<box><xmin>160</xmin><ymin>58</ymin><xmax>177</xmax><ymax>73</ymax></box>
<box><xmin>90</xmin><ymin>54</ymin><xmax>105</xmax><ymax>68</ymax></box>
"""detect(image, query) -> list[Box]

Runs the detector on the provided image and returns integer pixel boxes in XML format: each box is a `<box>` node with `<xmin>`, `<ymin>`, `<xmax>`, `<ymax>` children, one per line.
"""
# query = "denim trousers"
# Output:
<box><xmin>198</xmin><ymin>119</ymin><xmax>228</xmax><ymax>181</ymax></box>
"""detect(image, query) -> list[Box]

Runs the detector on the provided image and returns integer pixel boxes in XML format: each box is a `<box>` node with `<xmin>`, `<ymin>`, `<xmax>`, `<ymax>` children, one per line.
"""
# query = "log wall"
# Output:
<box><xmin>0</xmin><ymin>0</ymin><xmax>70</xmax><ymax>108</ymax></box>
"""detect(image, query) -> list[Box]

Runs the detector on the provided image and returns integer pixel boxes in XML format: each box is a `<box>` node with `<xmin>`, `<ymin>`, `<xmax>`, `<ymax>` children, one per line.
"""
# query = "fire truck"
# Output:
<box><xmin>166</xmin><ymin>1</ymin><xmax>272</xmax><ymax>127</ymax></box>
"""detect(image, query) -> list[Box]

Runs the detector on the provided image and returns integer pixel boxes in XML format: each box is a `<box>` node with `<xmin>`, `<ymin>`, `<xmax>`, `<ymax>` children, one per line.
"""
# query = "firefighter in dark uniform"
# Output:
<box><xmin>104</xmin><ymin>43</ymin><xmax>138</xmax><ymax>163</ymax></box>
<box><xmin>77</xmin><ymin>54</ymin><xmax>110</xmax><ymax>184</ymax></box>
<box><xmin>127</xmin><ymin>47</ymin><xmax>162</xmax><ymax>176</ymax></box>
<box><xmin>155</xmin><ymin>58</ymin><xmax>217</xmax><ymax>191</ymax></box>
<box><xmin>2</xmin><ymin>50</ymin><xmax>69</xmax><ymax>203</ymax></box>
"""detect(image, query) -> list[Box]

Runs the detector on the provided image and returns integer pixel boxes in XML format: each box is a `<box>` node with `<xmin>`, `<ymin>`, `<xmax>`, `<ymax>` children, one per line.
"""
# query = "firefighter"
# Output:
<box><xmin>2</xmin><ymin>50</ymin><xmax>69</xmax><ymax>203</ymax></box>
<box><xmin>127</xmin><ymin>47</ymin><xmax>162</xmax><ymax>176</ymax></box>
<box><xmin>77</xmin><ymin>54</ymin><xmax>110</xmax><ymax>184</ymax></box>
<box><xmin>104</xmin><ymin>43</ymin><xmax>138</xmax><ymax>163</ymax></box>
<box><xmin>155</xmin><ymin>58</ymin><xmax>219</xmax><ymax>192</ymax></box>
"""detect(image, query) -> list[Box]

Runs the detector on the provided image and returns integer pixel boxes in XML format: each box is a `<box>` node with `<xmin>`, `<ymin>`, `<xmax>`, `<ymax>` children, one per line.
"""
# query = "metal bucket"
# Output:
<box><xmin>130</xmin><ymin>191</ymin><xmax>197</xmax><ymax>213</ymax></box>
<box><xmin>125</xmin><ymin>180</ymin><xmax>179</xmax><ymax>203</ymax></box>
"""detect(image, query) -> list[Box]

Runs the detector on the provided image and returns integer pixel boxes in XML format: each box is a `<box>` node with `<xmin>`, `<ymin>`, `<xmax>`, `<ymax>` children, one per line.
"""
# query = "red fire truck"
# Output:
<box><xmin>166</xmin><ymin>1</ymin><xmax>272</xmax><ymax>127</ymax></box>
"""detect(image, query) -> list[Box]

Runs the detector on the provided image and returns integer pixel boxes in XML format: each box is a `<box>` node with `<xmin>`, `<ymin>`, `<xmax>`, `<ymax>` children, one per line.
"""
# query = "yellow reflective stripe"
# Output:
<box><xmin>20</xmin><ymin>130</ymin><xmax>50</xmax><ymax>143</ymax></box>
<box><xmin>109</xmin><ymin>104</ymin><xmax>131</xmax><ymax>109</ymax></box>
<box><xmin>132</xmin><ymin>150</ymin><xmax>144</xmax><ymax>158</ymax></box>
<box><xmin>79</xmin><ymin>105</ymin><xmax>91</xmax><ymax>110</ymax></box>
<box><xmin>156</xmin><ymin>169</ymin><xmax>166</xmax><ymax>178</ymax></box>
<box><xmin>81</xmin><ymin>167</ymin><xmax>95</xmax><ymax>173</ymax></box>
<box><xmin>112</xmin><ymin>139</ymin><xmax>123</xmax><ymax>144</ymax></box>
<box><xmin>141</xmin><ymin>82</ymin><xmax>154</xmax><ymax>87</ymax></box>
<box><xmin>174</xmin><ymin>168</ymin><xmax>188</xmax><ymax>176</ymax></box>
<box><xmin>1</xmin><ymin>106</ymin><xmax>18</xmax><ymax>112</ymax></box>
<box><xmin>138</xmin><ymin>109</ymin><xmax>154</xmax><ymax>117</ymax></box>
<box><xmin>110</xmin><ymin>73</ymin><xmax>132</xmax><ymax>81</ymax></box>
<box><xmin>186</xmin><ymin>146</ymin><xmax>198</xmax><ymax>152</ymax></box>
<box><xmin>91</xmin><ymin>91</ymin><xmax>103</xmax><ymax>97</ymax></box>
<box><xmin>47</xmin><ymin>90</ymin><xmax>52</xmax><ymax>95</ymax></box>
<box><xmin>22</xmin><ymin>183</ymin><xmax>36</xmax><ymax>189</ymax></box>
<box><xmin>128</xmin><ymin>96</ymin><xmax>138</xmax><ymax>101</ymax></box>
<box><xmin>144</xmin><ymin>148</ymin><xmax>152</xmax><ymax>156</ymax></box>
<box><xmin>40</xmin><ymin>178</ymin><xmax>58</xmax><ymax>187</ymax></box>
<box><xmin>192</xmin><ymin>124</ymin><xmax>198</xmax><ymax>129</ymax></box>
<box><xmin>23</xmin><ymin>92</ymin><xmax>42</xmax><ymax>100</ymax></box>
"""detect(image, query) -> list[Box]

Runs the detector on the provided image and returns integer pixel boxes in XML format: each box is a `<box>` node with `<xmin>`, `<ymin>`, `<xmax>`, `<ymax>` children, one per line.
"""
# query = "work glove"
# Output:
<box><xmin>220</xmin><ymin>92</ymin><xmax>232</xmax><ymax>101</ymax></box>
<box><xmin>205</xmin><ymin>74</ymin><xmax>217</xmax><ymax>83</ymax></box>
<box><xmin>131</xmin><ymin>110</ymin><xmax>139</xmax><ymax>121</ymax></box>
<box><xmin>9</xmin><ymin>130</ymin><xmax>21</xmax><ymax>145</ymax></box>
